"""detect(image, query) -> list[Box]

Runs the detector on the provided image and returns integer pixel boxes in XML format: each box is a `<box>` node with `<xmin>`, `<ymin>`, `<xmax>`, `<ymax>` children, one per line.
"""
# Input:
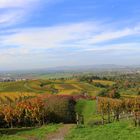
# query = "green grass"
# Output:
<box><xmin>0</xmin><ymin>81</ymin><xmax>32</xmax><ymax>93</ymax></box>
<box><xmin>0</xmin><ymin>136</ymin><xmax>26</xmax><ymax>140</ymax></box>
<box><xmin>0</xmin><ymin>79</ymin><xmax>138</xmax><ymax>97</ymax></box>
<box><xmin>38</xmin><ymin>73</ymin><xmax>76</xmax><ymax>79</ymax></box>
<box><xmin>76</xmin><ymin>100</ymin><xmax>97</xmax><ymax>125</ymax></box>
<box><xmin>120</xmin><ymin>88</ymin><xmax>139</xmax><ymax>95</ymax></box>
<box><xmin>0</xmin><ymin>124</ymin><xmax>61</xmax><ymax>140</ymax></box>
<box><xmin>65</xmin><ymin>121</ymin><xmax>140</xmax><ymax>140</ymax></box>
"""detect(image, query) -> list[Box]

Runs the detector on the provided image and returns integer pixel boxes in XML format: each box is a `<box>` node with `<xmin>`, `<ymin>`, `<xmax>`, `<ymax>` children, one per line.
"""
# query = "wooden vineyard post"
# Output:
<box><xmin>81</xmin><ymin>115</ymin><xmax>84</xmax><ymax>125</ymax></box>
<box><xmin>107</xmin><ymin>99</ymin><xmax>111</xmax><ymax>123</ymax></box>
<box><xmin>76</xmin><ymin>113</ymin><xmax>79</xmax><ymax>126</ymax></box>
<box><xmin>96</xmin><ymin>96</ymin><xmax>98</xmax><ymax>114</ymax></box>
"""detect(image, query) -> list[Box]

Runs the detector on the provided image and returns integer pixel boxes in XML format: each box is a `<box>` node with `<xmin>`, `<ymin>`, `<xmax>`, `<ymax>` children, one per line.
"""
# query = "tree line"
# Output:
<box><xmin>0</xmin><ymin>94</ymin><xmax>89</xmax><ymax>128</ymax></box>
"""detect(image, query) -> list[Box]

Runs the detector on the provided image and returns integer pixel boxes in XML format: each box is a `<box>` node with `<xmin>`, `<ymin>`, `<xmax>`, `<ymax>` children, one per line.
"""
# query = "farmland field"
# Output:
<box><xmin>0</xmin><ymin>75</ymin><xmax>139</xmax><ymax>100</ymax></box>
<box><xmin>65</xmin><ymin>121</ymin><xmax>140</xmax><ymax>140</ymax></box>
<box><xmin>0</xmin><ymin>92</ymin><xmax>36</xmax><ymax>102</ymax></box>
<box><xmin>1</xmin><ymin>0</ymin><xmax>140</xmax><ymax>139</ymax></box>
<box><xmin>0</xmin><ymin>124</ymin><xmax>61</xmax><ymax>140</ymax></box>
<box><xmin>0</xmin><ymin>79</ymin><xmax>108</xmax><ymax>98</ymax></box>
<box><xmin>1</xmin><ymin>121</ymin><xmax>139</xmax><ymax>140</ymax></box>
<box><xmin>0</xmin><ymin>73</ymin><xmax>140</xmax><ymax>140</ymax></box>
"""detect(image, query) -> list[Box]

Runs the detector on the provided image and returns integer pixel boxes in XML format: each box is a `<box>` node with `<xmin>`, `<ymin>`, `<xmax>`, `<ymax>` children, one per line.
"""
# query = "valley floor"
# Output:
<box><xmin>0</xmin><ymin>124</ymin><xmax>61</xmax><ymax>140</ymax></box>
<box><xmin>65</xmin><ymin>121</ymin><xmax>140</xmax><ymax>140</ymax></box>
<box><xmin>1</xmin><ymin>121</ymin><xmax>139</xmax><ymax>140</ymax></box>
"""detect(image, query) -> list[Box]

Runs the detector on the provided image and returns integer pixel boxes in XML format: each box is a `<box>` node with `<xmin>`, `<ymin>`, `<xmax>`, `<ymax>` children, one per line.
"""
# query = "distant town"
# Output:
<box><xmin>0</xmin><ymin>77</ymin><xmax>27</xmax><ymax>82</ymax></box>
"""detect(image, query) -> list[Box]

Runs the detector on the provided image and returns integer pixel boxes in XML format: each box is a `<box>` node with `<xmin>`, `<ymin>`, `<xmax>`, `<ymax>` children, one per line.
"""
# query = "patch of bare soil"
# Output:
<box><xmin>45</xmin><ymin>124</ymin><xmax>74</xmax><ymax>140</ymax></box>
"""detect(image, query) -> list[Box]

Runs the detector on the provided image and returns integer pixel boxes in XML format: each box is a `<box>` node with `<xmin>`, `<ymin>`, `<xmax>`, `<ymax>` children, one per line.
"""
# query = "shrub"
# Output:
<box><xmin>98</xmin><ymin>89</ymin><xmax>120</xmax><ymax>99</ymax></box>
<box><xmin>98</xmin><ymin>90</ymin><xmax>107</xmax><ymax>97</ymax></box>
<box><xmin>75</xmin><ymin>100</ymin><xmax>87</xmax><ymax>115</ymax></box>
<box><xmin>87</xmin><ymin>119</ymin><xmax>103</xmax><ymax>127</ymax></box>
<box><xmin>44</xmin><ymin>95</ymin><xmax>76</xmax><ymax>123</ymax></box>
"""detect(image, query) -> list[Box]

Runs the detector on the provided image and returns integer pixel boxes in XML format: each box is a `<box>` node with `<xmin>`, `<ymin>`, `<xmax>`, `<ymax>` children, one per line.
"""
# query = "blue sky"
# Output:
<box><xmin>0</xmin><ymin>0</ymin><xmax>140</xmax><ymax>70</ymax></box>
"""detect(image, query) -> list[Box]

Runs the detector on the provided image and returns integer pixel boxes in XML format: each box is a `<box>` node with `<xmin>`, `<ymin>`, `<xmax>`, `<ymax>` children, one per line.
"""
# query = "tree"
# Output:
<box><xmin>3</xmin><ymin>105</ymin><xmax>14</xmax><ymax>128</ymax></box>
<box><xmin>108</xmin><ymin>89</ymin><xmax>120</xmax><ymax>99</ymax></box>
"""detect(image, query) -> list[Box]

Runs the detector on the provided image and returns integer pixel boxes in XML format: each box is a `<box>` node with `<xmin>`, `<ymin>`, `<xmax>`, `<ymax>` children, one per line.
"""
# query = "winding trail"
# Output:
<box><xmin>22</xmin><ymin>124</ymin><xmax>74</xmax><ymax>140</ymax></box>
<box><xmin>45</xmin><ymin>124</ymin><xmax>74</xmax><ymax>140</ymax></box>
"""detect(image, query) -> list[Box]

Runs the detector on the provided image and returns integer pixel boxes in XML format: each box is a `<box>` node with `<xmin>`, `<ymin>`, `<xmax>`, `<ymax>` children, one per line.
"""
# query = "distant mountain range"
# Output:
<box><xmin>0</xmin><ymin>64</ymin><xmax>140</xmax><ymax>73</ymax></box>
<box><xmin>0</xmin><ymin>64</ymin><xmax>140</xmax><ymax>80</ymax></box>
<box><xmin>39</xmin><ymin>64</ymin><xmax>140</xmax><ymax>72</ymax></box>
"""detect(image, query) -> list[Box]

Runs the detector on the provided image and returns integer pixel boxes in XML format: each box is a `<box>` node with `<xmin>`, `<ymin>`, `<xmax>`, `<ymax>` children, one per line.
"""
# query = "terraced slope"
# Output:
<box><xmin>0</xmin><ymin>79</ymin><xmax>113</xmax><ymax>100</ymax></box>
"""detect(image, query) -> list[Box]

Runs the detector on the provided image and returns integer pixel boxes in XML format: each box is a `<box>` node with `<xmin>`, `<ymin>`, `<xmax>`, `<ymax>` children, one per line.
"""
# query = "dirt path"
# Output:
<box><xmin>45</xmin><ymin>124</ymin><xmax>74</xmax><ymax>140</ymax></box>
<box><xmin>21</xmin><ymin>124</ymin><xmax>74</xmax><ymax>140</ymax></box>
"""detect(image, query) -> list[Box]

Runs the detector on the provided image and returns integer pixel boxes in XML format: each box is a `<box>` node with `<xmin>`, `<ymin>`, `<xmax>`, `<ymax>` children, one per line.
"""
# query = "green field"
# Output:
<box><xmin>1</xmin><ymin>121</ymin><xmax>139</xmax><ymax>140</ymax></box>
<box><xmin>65</xmin><ymin>121</ymin><xmax>140</xmax><ymax>140</ymax></box>
<box><xmin>0</xmin><ymin>124</ymin><xmax>61</xmax><ymax>140</ymax></box>
<box><xmin>75</xmin><ymin>100</ymin><xmax>97</xmax><ymax>125</ymax></box>
<box><xmin>0</xmin><ymin>76</ymin><xmax>139</xmax><ymax>101</ymax></box>
<box><xmin>0</xmin><ymin>74</ymin><xmax>139</xmax><ymax>140</ymax></box>
<box><xmin>1</xmin><ymin>99</ymin><xmax>139</xmax><ymax>140</ymax></box>
<box><xmin>0</xmin><ymin>79</ymin><xmax>107</xmax><ymax>97</ymax></box>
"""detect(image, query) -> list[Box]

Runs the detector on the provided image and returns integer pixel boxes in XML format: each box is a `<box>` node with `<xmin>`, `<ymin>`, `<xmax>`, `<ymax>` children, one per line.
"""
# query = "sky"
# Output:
<box><xmin>0</xmin><ymin>0</ymin><xmax>140</xmax><ymax>70</ymax></box>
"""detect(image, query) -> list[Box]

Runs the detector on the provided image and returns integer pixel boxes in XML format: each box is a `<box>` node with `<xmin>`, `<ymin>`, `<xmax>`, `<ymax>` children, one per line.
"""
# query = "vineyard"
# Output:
<box><xmin>97</xmin><ymin>97</ymin><xmax>140</xmax><ymax>126</ymax></box>
<box><xmin>0</xmin><ymin>75</ymin><xmax>140</xmax><ymax>140</ymax></box>
<box><xmin>0</xmin><ymin>79</ymin><xmax>108</xmax><ymax>97</ymax></box>
<box><xmin>0</xmin><ymin>94</ymin><xmax>89</xmax><ymax>128</ymax></box>
<box><xmin>0</xmin><ymin>93</ymin><xmax>139</xmax><ymax>128</ymax></box>
<box><xmin>0</xmin><ymin>92</ymin><xmax>36</xmax><ymax>103</ymax></box>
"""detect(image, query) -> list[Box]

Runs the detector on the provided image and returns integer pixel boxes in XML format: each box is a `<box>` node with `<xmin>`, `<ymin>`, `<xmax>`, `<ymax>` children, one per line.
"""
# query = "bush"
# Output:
<box><xmin>93</xmin><ymin>82</ymin><xmax>108</xmax><ymax>88</ymax></box>
<box><xmin>75</xmin><ymin>100</ymin><xmax>87</xmax><ymax>115</ymax></box>
<box><xmin>87</xmin><ymin>119</ymin><xmax>103</xmax><ymax>127</ymax></box>
<box><xmin>98</xmin><ymin>89</ymin><xmax>120</xmax><ymax>99</ymax></box>
<box><xmin>44</xmin><ymin>95</ymin><xmax>76</xmax><ymax>123</ymax></box>
<box><xmin>98</xmin><ymin>90</ymin><xmax>107</xmax><ymax>97</ymax></box>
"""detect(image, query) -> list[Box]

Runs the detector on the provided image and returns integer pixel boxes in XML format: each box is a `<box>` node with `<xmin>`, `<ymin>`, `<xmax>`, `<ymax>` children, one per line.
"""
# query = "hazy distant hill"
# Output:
<box><xmin>40</xmin><ymin>64</ymin><xmax>140</xmax><ymax>73</ymax></box>
<box><xmin>0</xmin><ymin>65</ymin><xmax>140</xmax><ymax>79</ymax></box>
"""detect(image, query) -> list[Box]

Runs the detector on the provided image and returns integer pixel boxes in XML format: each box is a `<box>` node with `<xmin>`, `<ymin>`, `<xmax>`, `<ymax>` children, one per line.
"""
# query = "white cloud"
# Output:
<box><xmin>0</xmin><ymin>0</ymin><xmax>38</xmax><ymax>8</ymax></box>
<box><xmin>0</xmin><ymin>0</ymin><xmax>42</xmax><ymax>27</ymax></box>
<box><xmin>82</xmin><ymin>43</ymin><xmax>140</xmax><ymax>52</ymax></box>
<box><xmin>0</xmin><ymin>0</ymin><xmax>64</xmax><ymax>28</ymax></box>
<box><xmin>81</xmin><ymin>27</ymin><xmax>140</xmax><ymax>44</ymax></box>
<box><xmin>0</xmin><ymin>10</ymin><xmax>26</xmax><ymax>25</ymax></box>
<box><xmin>1</xmin><ymin>22</ymin><xmax>140</xmax><ymax>54</ymax></box>
<box><xmin>1</xmin><ymin>22</ymin><xmax>98</xmax><ymax>50</ymax></box>
<box><xmin>0</xmin><ymin>21</ymin><xmax>140</xmax><ymax>69</ymax></box>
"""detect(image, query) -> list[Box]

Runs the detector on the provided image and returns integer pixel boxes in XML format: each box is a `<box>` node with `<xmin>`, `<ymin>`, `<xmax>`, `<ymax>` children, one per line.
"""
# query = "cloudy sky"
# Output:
<box><xmin>0</xmin><ymin>0</ymin><xmax>140</xmax><ymax>70</ymax></box>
